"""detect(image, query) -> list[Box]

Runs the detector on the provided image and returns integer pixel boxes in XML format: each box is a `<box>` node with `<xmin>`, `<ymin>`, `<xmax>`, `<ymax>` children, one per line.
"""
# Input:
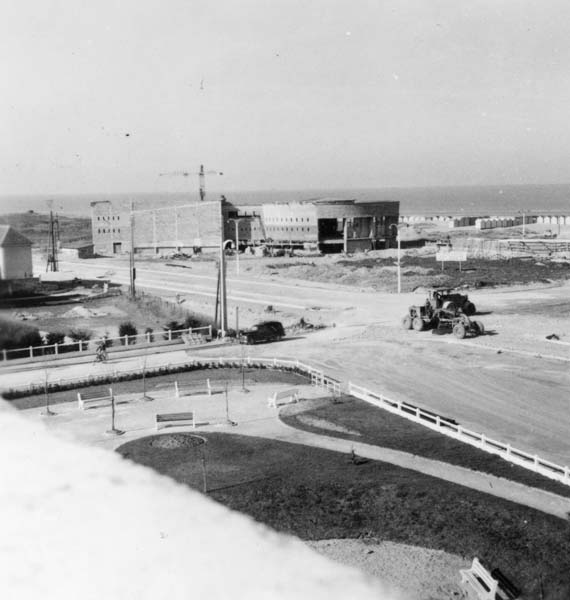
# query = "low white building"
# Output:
<box><xmin>0</xmin><ymin>225</ymin><xmax>33</xmax><ymax>280</ymax></box>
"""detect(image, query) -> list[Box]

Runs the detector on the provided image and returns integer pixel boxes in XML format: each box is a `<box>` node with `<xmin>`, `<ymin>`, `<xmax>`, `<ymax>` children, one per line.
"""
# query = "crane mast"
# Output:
<box><xmin>159</xmin><ymin>164</ymin><xmax>223</xmax><ymax>201</ymax></box>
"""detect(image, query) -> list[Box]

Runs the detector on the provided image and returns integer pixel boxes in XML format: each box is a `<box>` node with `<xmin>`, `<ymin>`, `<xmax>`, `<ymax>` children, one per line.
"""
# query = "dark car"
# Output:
<box><xmin>240</xmin><ymin>320</ymin><xmax>285</xmax><ymax>344</ymax></box>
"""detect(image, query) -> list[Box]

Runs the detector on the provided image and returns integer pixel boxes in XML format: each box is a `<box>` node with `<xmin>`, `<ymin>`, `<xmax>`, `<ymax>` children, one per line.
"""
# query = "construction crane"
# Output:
<box><xmin>159</xmin><ymin>164</ymin><xmax>223</xmax><ymax>201</ymax></box>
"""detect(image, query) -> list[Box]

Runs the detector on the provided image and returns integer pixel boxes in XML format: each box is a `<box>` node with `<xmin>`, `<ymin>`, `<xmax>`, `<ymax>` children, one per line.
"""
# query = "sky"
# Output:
<box><xmin>3</xmin><ymin>1</ymin><xmax>570</xmax><ymax>196</ymax></box>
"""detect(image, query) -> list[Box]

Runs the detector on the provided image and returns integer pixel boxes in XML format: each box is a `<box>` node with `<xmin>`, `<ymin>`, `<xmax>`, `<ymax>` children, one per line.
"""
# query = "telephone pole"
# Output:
<box><xmin>129</xmin><ymin>201</ymin><xmax>136</xmax><ymax>299</ymax></box>
<box><xmin>46</xmin><ymin>211</ymin><xmax>59</xmax><ymax>272</ymax></box>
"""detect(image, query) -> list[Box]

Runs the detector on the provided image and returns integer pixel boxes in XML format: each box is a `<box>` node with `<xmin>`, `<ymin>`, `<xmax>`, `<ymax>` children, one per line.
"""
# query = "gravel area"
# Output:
<box><xmin>306</xmin><ymin>539</ymin><xmax>468</xmax><ymax>600</ymax></box>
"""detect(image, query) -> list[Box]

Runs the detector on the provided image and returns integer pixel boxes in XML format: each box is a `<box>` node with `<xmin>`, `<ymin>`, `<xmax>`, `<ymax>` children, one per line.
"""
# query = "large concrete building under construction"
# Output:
<box><xmin>90</xmin><ymin>196</ymin><xmax>399</xmax><ymax>255</ymax></box>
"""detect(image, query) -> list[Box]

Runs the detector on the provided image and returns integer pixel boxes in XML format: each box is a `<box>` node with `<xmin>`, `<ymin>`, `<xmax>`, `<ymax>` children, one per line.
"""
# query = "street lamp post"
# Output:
<box><xmin>227</xmin><ymin>218</ymin><xmax>240</xmax><ymax>275</ymax></box>
<box><xmin>390</xmin><ymin>224</ymin><xmax>401</xmax><ymax>294</ymax></box>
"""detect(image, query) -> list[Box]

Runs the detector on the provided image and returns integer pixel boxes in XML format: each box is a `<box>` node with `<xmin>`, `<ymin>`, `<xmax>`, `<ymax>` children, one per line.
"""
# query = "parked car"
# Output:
<box><xmin>240</xmin><ymin>320</ymin><xmax>285</xmax><ymax>344</ymax></box>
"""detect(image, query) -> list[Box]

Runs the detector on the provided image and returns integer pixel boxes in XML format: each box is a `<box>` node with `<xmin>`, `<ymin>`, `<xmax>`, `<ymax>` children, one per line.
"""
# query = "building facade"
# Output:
<box><xmin>91</xmin><ymin>199</ymin><xmax>223</xmax><ymax>255</ymax></box>
<box><xmin>261</xmin><ymin>198</ymin><xmax>400</xmax><ymax>252</ymax></box>
<box><xmin>91</xmin><ymin>197</ymin><xmax>400</xmax><ymax>255</ymax></box>
<box><xmin>0</xmin><ymin>226</ymin><xmax>34</xmax><ymax>279</ymax></box>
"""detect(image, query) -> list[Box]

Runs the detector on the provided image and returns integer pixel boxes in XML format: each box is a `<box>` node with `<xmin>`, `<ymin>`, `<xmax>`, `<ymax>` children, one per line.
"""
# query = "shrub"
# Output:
<box><xmin>144</xmin><ymin>327</ymin><xmax>154</xmax><ymax>342</ymax></box>
<box><xmin>163</xmin><ymin>320</ymin><xmax>184</xmax><ymax>340</ymax></box>
<box><xmin>183</xmin><ymin>315</ymin><xmax>201</xmax><ymax>329</ymax></box>
<box><xmin>44</xmin><ymin>331</ymin><xmax>66</xmax><ymax>354</ymax></box>
<box><xmin>68</xmin><ymin>328</ymin><xmax>93</xmax><ymax>352</ymax></box>
<box><xmin>118</xmin><ymin>321</ymin><xmax>138</xmax><ymax>345</ymax></box>
<box><xmin>0</xmin><ymin>318</ymin><xmax>44</xmax><ymax>358</ymax></box>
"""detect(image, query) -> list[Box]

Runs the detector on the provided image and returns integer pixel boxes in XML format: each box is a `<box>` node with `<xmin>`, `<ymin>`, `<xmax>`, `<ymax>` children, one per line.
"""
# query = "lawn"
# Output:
<box><xmin>280</xmin><ymin>396</ymin><xmax>570</xmax><ymax>499</ymax></box>
<box><xmin>117</xmin><ymin>431</ymin><xmax>570</xmax><ymax>599</ymax></box>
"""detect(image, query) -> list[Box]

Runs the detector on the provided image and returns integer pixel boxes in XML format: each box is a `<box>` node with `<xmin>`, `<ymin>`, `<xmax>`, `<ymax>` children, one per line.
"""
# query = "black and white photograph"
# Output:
<box><xmin>1</xmin><ymin>2</ymin><xmax>570</xmax><ymax>598</ymax></box>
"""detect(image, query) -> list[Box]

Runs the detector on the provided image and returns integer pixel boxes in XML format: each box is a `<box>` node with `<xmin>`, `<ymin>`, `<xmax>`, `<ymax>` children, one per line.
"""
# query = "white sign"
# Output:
<box><xmin>436</xmin><ymin>250</ymin><xmax>467</xmax><ymax>262</ymax></box>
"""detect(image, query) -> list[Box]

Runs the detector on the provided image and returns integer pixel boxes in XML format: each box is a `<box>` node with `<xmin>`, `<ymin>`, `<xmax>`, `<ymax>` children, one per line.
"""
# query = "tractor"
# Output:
<box><xmin>430</xmin><ymin>287</ymin><xmax>476</xmax><ymax>316</ymax></box>
<box><xmin>402</xmin><ymin>288</ymin><xmax>482</xmax><ymax>338</ymax></box>
<box><xmin>431</xmin><ymin>308</ymin><xmax>485</xmax><ymax>339</ymax></box>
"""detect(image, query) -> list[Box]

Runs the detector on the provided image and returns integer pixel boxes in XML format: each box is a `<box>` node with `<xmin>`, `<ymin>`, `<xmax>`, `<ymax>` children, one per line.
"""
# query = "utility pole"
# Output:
<box><xmin>129</xmin><ymin>201</ymin><xmax>136</xmax><ymax>299</ymax></box>
<box><xmin>218</xmin><ymin>198</ymin><xmax>228</xmax><ymax>335</ymax></box>
<box><xmin>390</xmin><ymin>223</ymin><xmax>401</xmax><ymax>294</ymax></box>
<box><xmin>46</xmin><ymin>211</ymin><xmax>59</xmax><ymax>272</ymax></box>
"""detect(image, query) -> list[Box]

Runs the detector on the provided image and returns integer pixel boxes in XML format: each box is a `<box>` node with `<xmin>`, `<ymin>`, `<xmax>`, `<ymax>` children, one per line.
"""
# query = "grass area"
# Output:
<box><xmin>280</xmin><ymin>396</ymin><xmax>570</xmax><ymax>499</ymax></box>
<box><xmin>263</xmin><ymin>255</ymin><xmax>570</xmax><ymax>292</ymax></box>
<box><xmin>9</xmin><ymin>367</ymin><xmax>308</xmax><ymax>410</ymax></box>
<box><xmin>117</xmin><ymin>431</ymin><xmax>570</xmax><ymax>599</ymax></box>
<box><xmin>0</xmin><ymin>293</ymin><xmax>216</xmax><ymax>342</ymax></box>
<box><xmin>0</xmin><ymin>212</ymin><xmax>91</xmax><ymax>246</ymax></box>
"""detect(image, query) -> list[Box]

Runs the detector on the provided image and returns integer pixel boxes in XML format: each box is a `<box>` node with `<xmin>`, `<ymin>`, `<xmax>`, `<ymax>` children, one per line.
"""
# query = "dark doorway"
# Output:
<box><xmin>113</xmin><ymin>242</ymin><xmax>122</xmax><ymax>254</ymax></box>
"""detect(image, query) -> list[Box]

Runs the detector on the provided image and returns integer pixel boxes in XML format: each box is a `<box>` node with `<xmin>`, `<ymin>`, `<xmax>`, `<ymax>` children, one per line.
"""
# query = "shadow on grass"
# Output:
<box><xmin>279</xmin><ymin>396</ymin><xmax>570</xmax><ymax>500</ymax></box>
<box><xmin>117</xmin><ymin>431</ymin><xmax>570</xmax><ymax>600</ymax></box>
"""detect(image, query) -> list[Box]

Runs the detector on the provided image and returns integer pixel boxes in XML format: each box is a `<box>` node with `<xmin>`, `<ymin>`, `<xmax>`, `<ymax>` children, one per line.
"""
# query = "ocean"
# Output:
<box><xmin>0</xmin><ymin>184</ymin><xmax>569</xmax><ymax>217</ymax></box>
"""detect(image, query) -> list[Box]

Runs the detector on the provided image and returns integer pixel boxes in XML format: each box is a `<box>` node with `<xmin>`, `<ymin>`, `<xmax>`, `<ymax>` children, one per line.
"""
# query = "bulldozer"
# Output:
<box><xmin>402</xmin><ymin>288</ymin><xmax>483</xmax><ymax>338</ymax></box>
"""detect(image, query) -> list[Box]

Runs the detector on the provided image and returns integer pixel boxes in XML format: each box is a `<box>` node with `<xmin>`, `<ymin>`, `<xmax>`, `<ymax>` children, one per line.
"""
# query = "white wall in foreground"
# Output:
<box><xmin>0</xmin><ymin>403</ymin><xmax>403</xmax><ymax>600</ymax></box>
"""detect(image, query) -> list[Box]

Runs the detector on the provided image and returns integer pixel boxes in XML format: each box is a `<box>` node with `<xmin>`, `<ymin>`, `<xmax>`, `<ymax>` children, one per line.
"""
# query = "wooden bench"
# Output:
<box><xmin>174</xmin><ymin>378</ymin><xmax>221</xmax><ymax>398</ymax></box>
<box><xmin>156</xmin><ymin>412</ymin><xmax>196</xmax><ymax>431</ymax></box>
<box><xmin>268</xmin><ymin>388</ymin><xmax>299</xmax><ymax>408</ymax></box>
<box><xmin>77</xmin><ymin>388</ymin><xmax>113</xmax><ymax>410</ymax></box>
<box><xmin>460</xmin><ymin>558</ymin><xmax>499</xmax><ymax>600</ymax></box>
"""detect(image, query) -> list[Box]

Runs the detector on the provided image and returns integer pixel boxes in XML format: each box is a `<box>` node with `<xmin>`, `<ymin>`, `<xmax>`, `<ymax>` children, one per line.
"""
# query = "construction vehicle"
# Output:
<box><xmin>402</xmin><ymin>288</ymin><xmax>483</xmax><ymax>338</ymax></box>
<box><xmin>432</xmin><ymin>310</ymin><xmax>484</xmax><ymax>339</ymax></box>
<box><xmin>429</xmin><ymin>287</ymin><xmax>476</xmax><ymax>315</ymax></box>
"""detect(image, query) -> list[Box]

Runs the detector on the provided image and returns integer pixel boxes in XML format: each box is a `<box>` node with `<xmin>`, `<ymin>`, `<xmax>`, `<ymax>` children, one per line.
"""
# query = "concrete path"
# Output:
<box><xmin>24</xmin><ymin>380</ymin><xmax>570</xmax><ymax>521</ymax></box>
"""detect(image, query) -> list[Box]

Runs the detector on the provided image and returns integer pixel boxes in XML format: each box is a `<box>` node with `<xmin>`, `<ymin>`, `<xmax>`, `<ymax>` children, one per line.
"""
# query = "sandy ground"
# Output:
<box><xmin>306</xmin><ymin>540</ymin><xmax>467</xmax><ymax>600</ymax></box>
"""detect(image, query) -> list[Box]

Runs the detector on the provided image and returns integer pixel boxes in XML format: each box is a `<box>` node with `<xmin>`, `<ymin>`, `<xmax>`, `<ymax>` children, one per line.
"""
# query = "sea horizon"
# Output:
<box><xmin>1</xmin><ymin>182</ymin><xmax>569</xmax><ymax>217</ymax></box>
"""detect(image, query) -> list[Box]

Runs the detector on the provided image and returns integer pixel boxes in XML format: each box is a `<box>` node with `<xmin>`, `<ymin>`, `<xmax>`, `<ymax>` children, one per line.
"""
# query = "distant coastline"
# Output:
<box><xmin>1</xmin><ymin>183</ymin><xmax>569</xmax><ymax>217</ymax></box>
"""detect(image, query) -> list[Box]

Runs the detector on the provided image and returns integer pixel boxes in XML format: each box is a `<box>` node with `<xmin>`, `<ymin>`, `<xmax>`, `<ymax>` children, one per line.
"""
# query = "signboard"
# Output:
<box><xmin>436</xmin><ymin>250</ymin><xmax>467</xmax><ymax>262</ymax></box>
<box><xmin>436</xmin><ymin>250</ymin><xmax>467</xmax><ymax>271</ymax></box>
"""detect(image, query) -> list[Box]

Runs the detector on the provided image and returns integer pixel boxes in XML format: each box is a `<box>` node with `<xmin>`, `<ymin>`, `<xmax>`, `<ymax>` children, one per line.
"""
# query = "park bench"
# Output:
<box><xmin>460</xmin><ymin>557</ymin><xmax>519</xmax><ymax>600</ymax></box>
<box><xmin>77</xmin><ymin>388</ymin><xmax>114</xmax><ymax>410</ymax></box>
<box><xmin>156</xmin><ymin>412</ymin><xmax>196</xmax><ymax>431</ymax></box>
<box><xmin>267</xmin><ymin>388</ymin><xmax>299</xmax><ymax>408</ymax></box>
<box><xmin>174</xmin><ymin>378</ymin><xmax>222</xmax><ymax>398</ymax></box>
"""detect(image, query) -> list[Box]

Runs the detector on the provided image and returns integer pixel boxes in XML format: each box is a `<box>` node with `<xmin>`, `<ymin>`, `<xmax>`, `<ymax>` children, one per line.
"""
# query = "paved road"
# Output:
<box><xmin>56</xmin><ymin>258</ymin><xmax>364</xmax><ymax>312</ymax></box>
<box><xmin>9</xmin><ymin>257</ymin><xmax>570</xmax><ymax>469</ymax></box>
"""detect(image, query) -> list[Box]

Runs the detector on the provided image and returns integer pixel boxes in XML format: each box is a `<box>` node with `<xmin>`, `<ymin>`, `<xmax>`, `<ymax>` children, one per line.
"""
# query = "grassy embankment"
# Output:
<box><xmin>280</xmin><ymin>396</ymin><xmax>570</xmax><ymax>498</ymax></box>
<box><xmin>118</xmin><ymin>430</ymin><xmax>570</xmax><ymax>599</ymax></box>
<box><xmin>0</xmin><ymin>212</ymin><xmax>91</xmax><ymax>246</ymax></box>
<box><xmin>263</xmin><ymin>255</ymin><xmax>570</xmax><ymax>292</ymax></box>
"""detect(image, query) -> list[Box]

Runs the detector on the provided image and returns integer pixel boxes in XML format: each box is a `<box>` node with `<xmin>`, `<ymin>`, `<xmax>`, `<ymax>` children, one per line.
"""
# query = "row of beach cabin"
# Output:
<box><xmin>399</xmin><ymin>214</ymin><xmax>570</xmax><ymax>229</ymax></box>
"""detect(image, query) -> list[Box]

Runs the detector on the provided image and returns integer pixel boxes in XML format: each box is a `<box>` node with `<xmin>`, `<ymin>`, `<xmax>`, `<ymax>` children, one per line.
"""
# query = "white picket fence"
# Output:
<box><xmin>0</xmin><ymin>325</ymin><xmax>213</xmax><ymax>362</ymax></box>
<box><xmin>2</xmin><ymin>356</ymin><xmax>340</xmax><ymax>398</ymax></box>
<box><xmin>4</xmin><ymin>353</ymin><xmax>567</xmax><ymax>488</ymax></box>
<box><xmin>348</xmin><ymin>381</ymin><xmax>570</xmax><ymax>487</ymax></box>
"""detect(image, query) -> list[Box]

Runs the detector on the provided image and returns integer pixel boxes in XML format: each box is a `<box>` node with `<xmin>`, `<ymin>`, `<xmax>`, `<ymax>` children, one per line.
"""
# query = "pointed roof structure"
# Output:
<box><xmin>0</xmin><ymin>225</ymin><xmax>33</xmax><ymax>247</ymax></box>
